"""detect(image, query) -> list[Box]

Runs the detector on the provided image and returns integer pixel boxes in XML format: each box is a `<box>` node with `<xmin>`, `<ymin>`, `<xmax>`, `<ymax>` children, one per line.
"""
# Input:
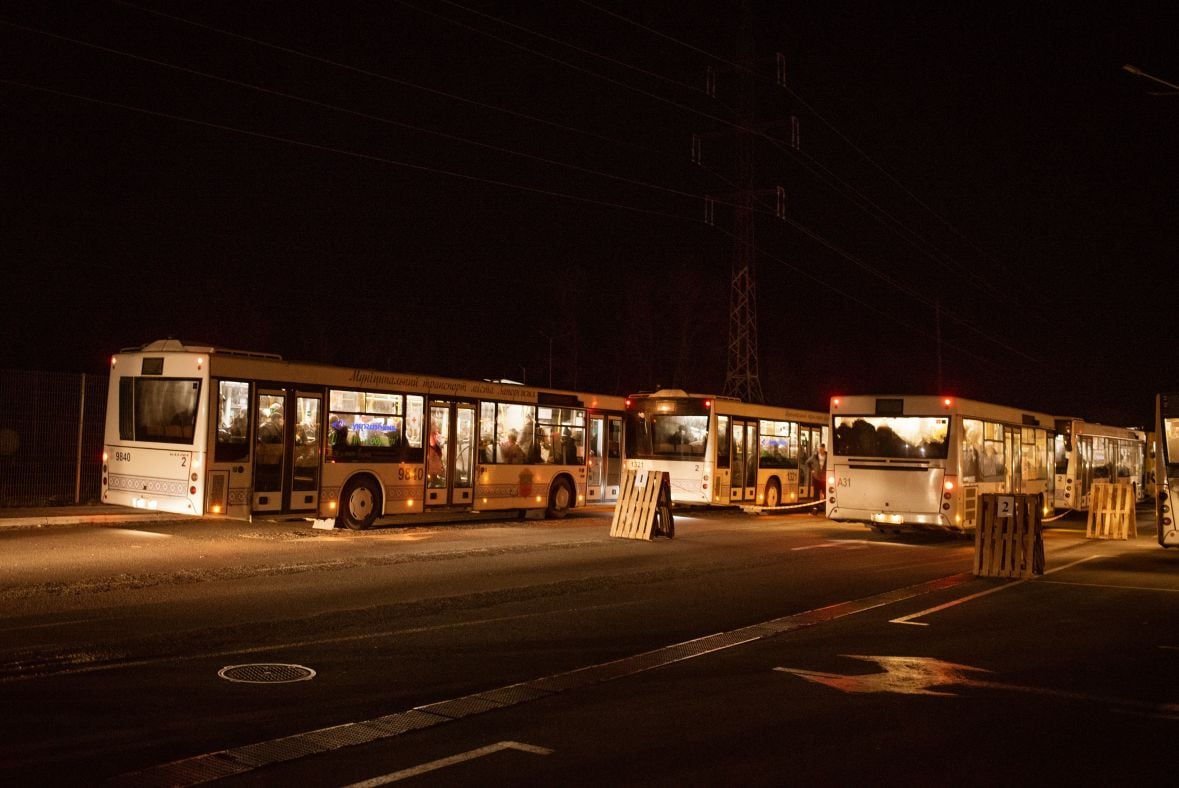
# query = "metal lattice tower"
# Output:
<box><xmin>722</xmin><ymin>0</ymin><xmax>763</xmax><ymax>404</ymax></box>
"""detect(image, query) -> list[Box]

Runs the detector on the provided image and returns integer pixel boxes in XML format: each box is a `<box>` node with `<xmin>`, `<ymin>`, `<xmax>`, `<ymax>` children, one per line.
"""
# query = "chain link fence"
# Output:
<box><xmin>0</xmin><ymin>370</ymin><xmax>108</xmax><ymax>507</ymax></box>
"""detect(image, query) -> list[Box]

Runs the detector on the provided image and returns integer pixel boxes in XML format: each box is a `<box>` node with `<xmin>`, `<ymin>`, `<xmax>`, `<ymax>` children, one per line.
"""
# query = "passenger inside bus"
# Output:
<box><xmin>330</xmin><ymin>419</ymin><xmax>351</xmax><ymax>452</ymax></box>
<box><xmin>979</xmin><ymin>444</ymin><xmax>1004</xmax><ymax>481</ymax></box>
<box><xmin>499</xmin><ymin>430</ymin><xmax>525</xmax><ymax>463</ymax></box>
<box><xmin>258</xmin><ymin>411</ymin><xmax>283</xmax><ymax>443</ymax></box>
<box><xmin>533</xmin><ymin>427</ymin><xmax>549</xmax><ymax>463</ymax></box>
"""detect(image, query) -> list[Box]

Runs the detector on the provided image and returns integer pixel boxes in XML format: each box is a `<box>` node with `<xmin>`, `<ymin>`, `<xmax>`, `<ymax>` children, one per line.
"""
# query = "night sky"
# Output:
<box><xmin>2</xmin><ymin>1</ymin><xmax>1175</xmax><ymax>427</ymax></box>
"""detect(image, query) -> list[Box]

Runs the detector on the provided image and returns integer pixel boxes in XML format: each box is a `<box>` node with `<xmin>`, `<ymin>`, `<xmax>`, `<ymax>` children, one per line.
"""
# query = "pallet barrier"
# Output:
<box><xmin>974</xmin><ymin>493</ymin><xmax>1043</xmax><ymax>579</ymax></box>
<box><xmin>1085</xmin><ymin>481</ymin><xmax>1137</xmax><ymax>540</ymax></box>
<box><xmin>609</xmin><ymin>468</ymin><xmax>674</xmax><ymax>540</ymax></box>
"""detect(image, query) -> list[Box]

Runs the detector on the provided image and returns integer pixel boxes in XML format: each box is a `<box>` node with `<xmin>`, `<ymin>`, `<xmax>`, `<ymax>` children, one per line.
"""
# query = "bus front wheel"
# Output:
<box><xmin>547</xmin><ymin>477</ymin><xmax>574</xmax><ymax>519</ymax></box>
<box><xmin>340</xmin><ymin>477</ymin><xmax>381</xmax><ymax>530</ymax></box>
<box><xmin>764</xmin><ymin>480</ymin><xmax>781</xmax><ymax>508</ymax></box>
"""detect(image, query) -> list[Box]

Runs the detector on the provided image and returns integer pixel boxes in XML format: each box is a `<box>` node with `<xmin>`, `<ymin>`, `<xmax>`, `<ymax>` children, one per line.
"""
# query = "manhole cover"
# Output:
<box><xmin>218</xmin><ymin>663</ymin><xmax>316</xmax><ymax>683</ymax></box>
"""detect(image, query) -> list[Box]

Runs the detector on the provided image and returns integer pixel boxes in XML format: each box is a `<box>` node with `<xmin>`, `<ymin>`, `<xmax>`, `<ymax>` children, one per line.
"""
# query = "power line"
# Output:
<box><xmin>4</xmin><ymin>5</ymin><xmax>1050</xmax><ymax>376</ymax></box>
<box><xmin>111</xmin><ymin>0</ymin><xmax>671</xmax><ymax>160</ymax></box>
<box><xmin>0</xmin><ymin>77</ymin><xmax>696</xmax><ymax>223</ymax></box>
<box><xmin>574</xmin><ymin>1</ymin><xmax>1048</xmax><ymax>311</ymax></box>
<box><xmin>0</xmin><ymin>18</ymin><xmax>718</xmax><ymax>209</ymax></box>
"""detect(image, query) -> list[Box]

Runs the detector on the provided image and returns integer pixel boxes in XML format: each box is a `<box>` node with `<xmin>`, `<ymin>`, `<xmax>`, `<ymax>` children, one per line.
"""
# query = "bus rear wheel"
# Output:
<box><xmin>546</xmin><ymin>477</ymin><xmax>574</xmax><ymax>519</ymax></box>
<box><xmin>340</xmin><ymin>476</ymin><xmax>380</xmax><ymax>530</ymax></box>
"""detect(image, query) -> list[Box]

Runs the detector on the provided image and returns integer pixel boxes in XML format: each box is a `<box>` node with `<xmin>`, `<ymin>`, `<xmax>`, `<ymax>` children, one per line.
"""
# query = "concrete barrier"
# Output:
<box><xmin>974</xmin><ymin>493</ymin><xmax>1043</xmax><ymax>579</ymax></box>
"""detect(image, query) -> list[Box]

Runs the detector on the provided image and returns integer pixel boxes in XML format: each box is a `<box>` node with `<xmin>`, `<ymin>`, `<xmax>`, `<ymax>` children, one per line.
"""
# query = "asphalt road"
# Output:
<box><xmin>0</xmin><ymin>506</ymin><xmax>1174</xmax><ymax>786</ymax></box>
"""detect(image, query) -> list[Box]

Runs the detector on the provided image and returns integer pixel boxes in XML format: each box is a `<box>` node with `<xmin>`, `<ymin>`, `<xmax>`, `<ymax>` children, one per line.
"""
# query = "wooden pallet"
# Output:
<box><xmin>609</xmin><ymin>468</ymin><xmax>674</xmax><ymax>540</ymax></box>
<box><xmin>974</xmin><ymin>494</ymin><xmax>1043</xmax><ymax>579</ymax></box>
<box><xmin>1086</xmin><ymin>482</ymin><xmax>1137</xmax><ymax>540</ymax></box>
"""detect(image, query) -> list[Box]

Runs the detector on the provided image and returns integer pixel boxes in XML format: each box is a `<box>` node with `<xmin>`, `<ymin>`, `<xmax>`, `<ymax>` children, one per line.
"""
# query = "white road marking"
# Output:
<box><xmin>889</xmin><ymin>555</ymin><xmax>1098</xmax><ymax>626</ymax></box>
<box><xmin>776</xmin><ymin>654</ymin><xmax>1179</xmax><ymax>718</ymax></box>
<box><xmin>1038</xmin><ymin>580</ymin><xmax>1179</xmax><ymax>593</ymax></box>
<box><xmin>342</xmin><ymin>741</ymin><xmax>553</xmax><ymax>786</ymax></box>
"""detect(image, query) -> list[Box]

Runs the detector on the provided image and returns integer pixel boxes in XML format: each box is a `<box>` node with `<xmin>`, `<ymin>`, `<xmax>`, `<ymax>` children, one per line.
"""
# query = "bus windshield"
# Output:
<box><xmin>833</xmin><ymin>415</ymin><xmax>950</xmax><ymax>459</ymax></box>
<box><xmin>624</xmin><ymin>398</ymin><xmax>709</xmax><ymax>459</ymax></box>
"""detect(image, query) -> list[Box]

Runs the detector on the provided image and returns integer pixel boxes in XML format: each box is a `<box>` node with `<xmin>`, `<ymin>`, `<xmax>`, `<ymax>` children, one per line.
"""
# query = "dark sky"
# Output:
<box><xmin>2</xmin><ymin>1</ymin><xmax>1175</xmax><ymax>427</ymax></box>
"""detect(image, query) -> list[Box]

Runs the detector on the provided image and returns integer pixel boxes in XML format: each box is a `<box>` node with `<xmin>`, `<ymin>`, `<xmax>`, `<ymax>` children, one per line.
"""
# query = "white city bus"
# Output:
<box><xmin>826</xmin><ymin>395</ymin><xmax>1055</xmax><ymax>532</ymax></box>
<box><xmin>1154</xmin><ymin>393</ymin><xmax>1179</xmax><ymax>547</ymax></box>
<box><xmin>622</xmin><ymin>389</ymin><xmax>828</xmax><ymax>507</ymax></box>
<box><xmin>102</xmin><ymin>339</ymin><xmax>625</xmax><ymax>529</ymax></box>
<box><xmin>1053</xmin><ymin>417</ymin><xmax>1146</xmax><ymax>511</ymax></box>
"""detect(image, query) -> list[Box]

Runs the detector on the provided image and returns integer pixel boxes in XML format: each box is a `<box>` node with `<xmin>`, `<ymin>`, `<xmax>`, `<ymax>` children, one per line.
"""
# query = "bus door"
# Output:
<box><xmin>586</xmin><ymin>414</ymin><xmax>622</xmax><ymax>502</ymax></box>
<box><xmin>606</xmin><ymin>415</ymin><xmax>622</xmax><ymax>500</ymax></box>
<box><xmin>800</xmin><ymin>428</ymin><xmax>817</xmax><ymax>496</ymax></box>
<box><xmin>587</xmin><ymin>415</ymin><xmax>606</xmax><ymax>502</ymax></box>
<box><xmin>425</xmin><ymin>400</ymin><xmax>475</xmax><ymax>508</ymax></box>
<box><xmin>289</xmin><ymin>393</ymin><xmax>322</xmax><ymax>512</ymax></box>
<box><xmin>730</xmin><ymin>419</ymin><xmax>757</xmax><ymax>502</ymax></box>
<box><xmin>253</xmin><ymin>388</ymin><xmax>322</xmax><ymax>513</ymax></box>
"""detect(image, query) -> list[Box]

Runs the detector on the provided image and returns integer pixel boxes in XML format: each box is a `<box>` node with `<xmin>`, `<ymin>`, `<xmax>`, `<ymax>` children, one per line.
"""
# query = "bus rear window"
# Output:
<box><xmin>119</xmin><ymin>377</ymin><xmax>202</xmax><ymax>444</ymax></box>
<box><xmin>833</xmin><ymin>416</ymin><xmax>950</xmax><ymax>459</ymax></box>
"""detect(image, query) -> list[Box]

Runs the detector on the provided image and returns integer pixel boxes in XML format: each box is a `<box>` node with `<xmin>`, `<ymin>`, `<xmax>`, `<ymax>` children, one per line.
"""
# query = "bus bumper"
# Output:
<box><xmin>828</xmin><ymin>507</ymin><xmax>955</xmax><ymax>531</ymax></box>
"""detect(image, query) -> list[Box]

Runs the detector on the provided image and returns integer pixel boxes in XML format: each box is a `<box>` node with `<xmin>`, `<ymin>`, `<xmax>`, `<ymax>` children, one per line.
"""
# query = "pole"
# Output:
<box><xmin>75</xmin><ymin>373</ymin><xmax>86</xmax><ymax>504</ymax></box>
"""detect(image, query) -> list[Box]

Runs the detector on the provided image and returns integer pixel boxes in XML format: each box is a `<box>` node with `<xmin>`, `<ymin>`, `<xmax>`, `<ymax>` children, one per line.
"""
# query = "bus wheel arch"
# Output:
<box><xmin>764</xmin><ymin>478</ymin><xmax>781</xmax><ymax>508</ymax></box>
<box><xmin>546</xmin><ymin>475</ymin><xmax>576</xmax><ymax>519</ymax></box>
<box><xmin>339</xmin><ymin>473</ymin><xmax>382</xmax><ymax>530</ymax></box>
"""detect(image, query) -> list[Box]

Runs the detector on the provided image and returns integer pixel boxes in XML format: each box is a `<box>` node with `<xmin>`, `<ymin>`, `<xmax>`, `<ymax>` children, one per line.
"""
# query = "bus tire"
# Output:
<box><xmin>764</xmin><ymin>480</ymin><xmax>781</xmax><ymax>508</ymax></box>
<box><xmin>546</xmin><ymin>477</ymin><xmax>574</xmax><ymax>519</ymax></box>
<box><xmin>340</xmin><ymin>476</ymin><xmax>381</xmax><ymax>530</ymax></box>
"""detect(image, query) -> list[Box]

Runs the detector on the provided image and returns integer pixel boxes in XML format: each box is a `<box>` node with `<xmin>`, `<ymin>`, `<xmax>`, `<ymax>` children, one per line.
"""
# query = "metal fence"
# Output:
<box><xmin>0</xmin><ymin>370</ymin><xmax>108</xmax><ymax>507</ymax></box>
